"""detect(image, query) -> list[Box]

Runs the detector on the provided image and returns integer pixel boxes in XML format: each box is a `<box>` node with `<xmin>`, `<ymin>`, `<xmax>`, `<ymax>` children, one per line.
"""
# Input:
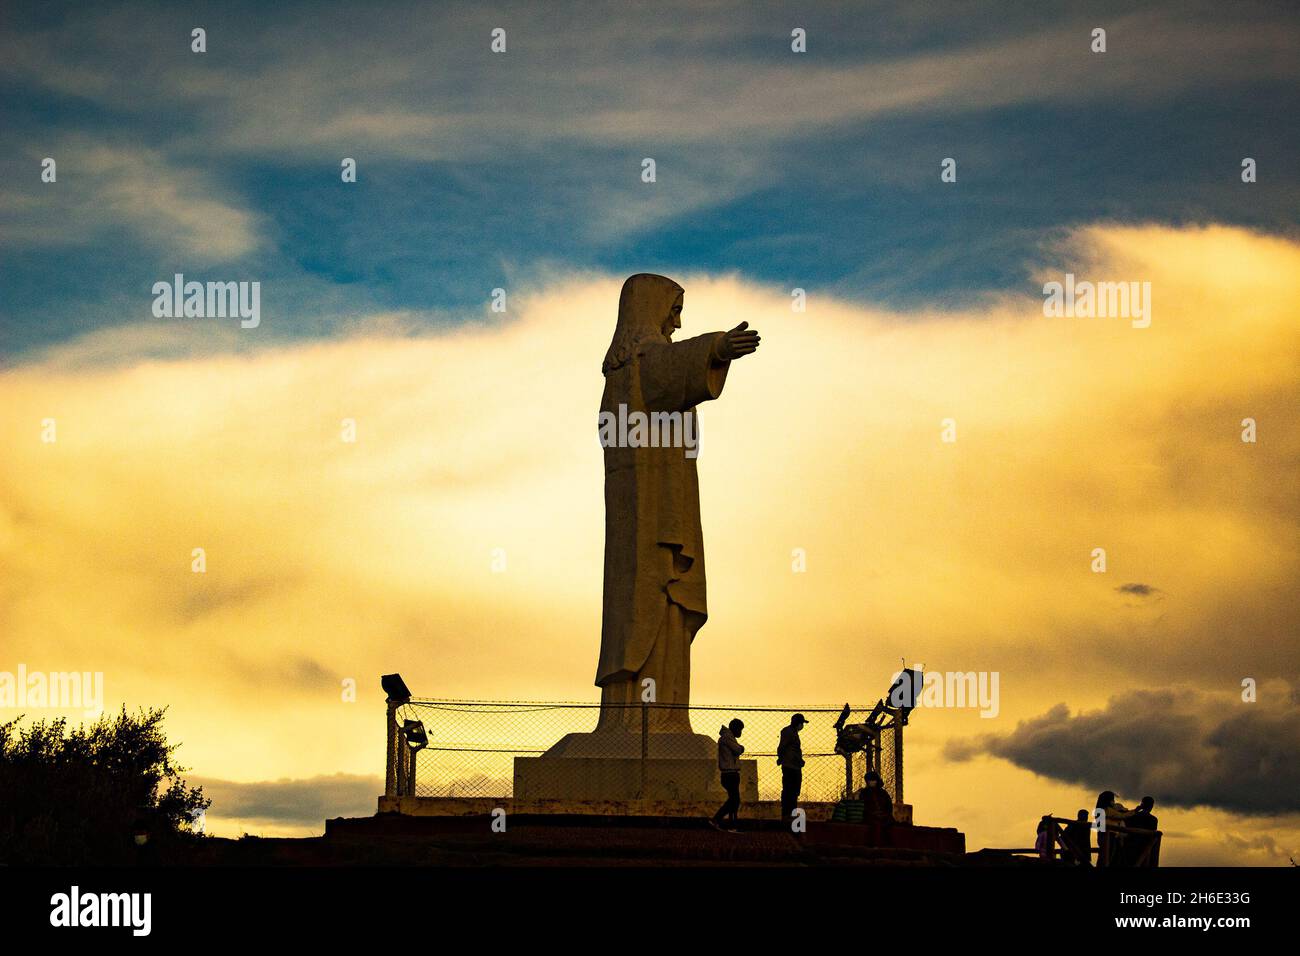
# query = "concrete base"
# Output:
<box><xmin>542</xmin><ymin>729</ymin><xmax>716</xmax><ymax>760</ymax></box>
<box><xmin>508</xmin><ymin>726</ymin><xmax>758</xmax><ymax>802</ymax></box>
<box><xmin>513</xmin><ymin>753</ymin><xmax>759</xmax><ymax>802</ymax></box>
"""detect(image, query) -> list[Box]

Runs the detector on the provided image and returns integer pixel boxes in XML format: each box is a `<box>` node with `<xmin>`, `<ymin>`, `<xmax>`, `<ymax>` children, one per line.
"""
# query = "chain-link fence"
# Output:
<box><xmin>385</xmin><ymin>699</ymin><xmax>903</xmax><ymax>807</ymax></box>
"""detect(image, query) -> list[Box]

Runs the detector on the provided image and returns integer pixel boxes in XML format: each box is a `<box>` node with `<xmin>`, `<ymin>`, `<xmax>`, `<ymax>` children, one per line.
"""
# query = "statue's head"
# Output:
<box><xmin>602</xmin><ymin>273</ymin><xmax>684</xmax><ymax>374</ymax></box>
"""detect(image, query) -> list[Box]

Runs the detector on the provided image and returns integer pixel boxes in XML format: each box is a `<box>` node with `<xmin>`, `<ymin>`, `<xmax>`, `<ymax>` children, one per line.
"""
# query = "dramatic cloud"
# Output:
<box><xmin>1</xmin><ymin>223</ymin><xmax>1297</xmax><ymax>850</ymax></box>
<box><xmin>5</xmin><ymin>0</ymin><xmax>1296</xmax><ymax>361</ymax></box>
<box><xmin>945</xmin><ymin>684</ymin><xmax>1300</xmax><ymax>815</ymax></box>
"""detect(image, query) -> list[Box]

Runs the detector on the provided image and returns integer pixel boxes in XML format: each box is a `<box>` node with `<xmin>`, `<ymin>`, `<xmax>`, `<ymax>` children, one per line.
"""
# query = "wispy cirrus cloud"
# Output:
<box><xmin>3</xmin><ymin>0</ymin><xmax>1297</xmax><ymax>358</ymax></box>
<box><xmin>0</xmin><ymin>140</ymin><xmax>260</xmax><ymax>262</ymax></box>
<box><xmin>5</xmin><ymin>2</ymin><xmax>1295</xmax><ymax>157</ymax></box>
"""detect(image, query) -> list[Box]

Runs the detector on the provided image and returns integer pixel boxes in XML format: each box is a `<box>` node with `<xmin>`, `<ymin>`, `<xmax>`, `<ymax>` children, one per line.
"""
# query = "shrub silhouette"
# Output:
<box><xmin>0</xmin><ymin>706</ymin><xmax>209</xmax><ymax>864</ymax></box>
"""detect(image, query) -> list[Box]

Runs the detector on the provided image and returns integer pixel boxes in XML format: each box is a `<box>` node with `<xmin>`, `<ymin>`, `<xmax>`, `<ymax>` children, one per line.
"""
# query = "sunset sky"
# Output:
<box><xmin>1</xmin><ymin>0</ymin><xmax>1297</xmax><ymax>865</ymax></box>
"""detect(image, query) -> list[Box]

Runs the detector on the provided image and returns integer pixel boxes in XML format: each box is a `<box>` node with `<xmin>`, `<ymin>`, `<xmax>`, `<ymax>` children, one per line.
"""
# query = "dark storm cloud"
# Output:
<box><xmin>945</xmin><ymin>686</ymin><xmax>1300</xmax><ymax>815</ymax></box>
<box><xmin>191</xmin><ymin>773</ymin><xmax>382</xmax><ymax>825</ymax></box>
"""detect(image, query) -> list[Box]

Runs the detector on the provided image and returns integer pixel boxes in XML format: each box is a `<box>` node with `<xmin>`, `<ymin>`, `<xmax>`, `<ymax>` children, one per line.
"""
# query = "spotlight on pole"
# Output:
<box><xmin>402</xmin><ymin>719</ymin><xmax>428</xmax><ymax>751</ymax></box>
<box><xmin>381</xmin><ymin>673</ymin><xmax>411</xmax><ymax>702</ymax></box>
<box><xmin>888</xmin><ymin>665</ymin><xmax>924</xmax><ymax>716</ymax></box>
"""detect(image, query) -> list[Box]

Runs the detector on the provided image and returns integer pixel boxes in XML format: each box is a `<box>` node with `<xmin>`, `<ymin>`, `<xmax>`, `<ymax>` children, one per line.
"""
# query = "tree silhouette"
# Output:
<box><xmin>0</xmin><ymin>706</ymin><xmax>209</xmax><ymax>864</ymax></box>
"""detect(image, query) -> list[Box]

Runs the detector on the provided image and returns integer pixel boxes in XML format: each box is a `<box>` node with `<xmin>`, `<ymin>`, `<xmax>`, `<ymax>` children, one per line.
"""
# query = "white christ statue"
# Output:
<box><xmin>593</xmin><ymin>273</ymin><xmax>762</xmax><ymax>734</ymax></box>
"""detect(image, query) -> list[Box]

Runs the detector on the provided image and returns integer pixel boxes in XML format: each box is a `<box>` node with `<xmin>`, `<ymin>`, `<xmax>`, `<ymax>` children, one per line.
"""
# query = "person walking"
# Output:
<box><xmin>710</xmin><ymin>719</ymin><xmax>745</xmax><ymax>832</ymax></box>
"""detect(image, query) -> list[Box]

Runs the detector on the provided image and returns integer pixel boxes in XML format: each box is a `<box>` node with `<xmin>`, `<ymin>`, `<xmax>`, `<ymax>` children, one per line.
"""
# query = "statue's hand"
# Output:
<box><xmin>716</xmin><ymin>321</ymin><xmax>761</xmax><ymax>361</ymax></box>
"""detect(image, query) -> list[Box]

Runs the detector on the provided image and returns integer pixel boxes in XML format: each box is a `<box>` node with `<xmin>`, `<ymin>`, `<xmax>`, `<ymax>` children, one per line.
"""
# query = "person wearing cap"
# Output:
<box><xmin>777</xmin><ymin>713</ymin><xmax>808</xmax><ymax>824</ymax></box>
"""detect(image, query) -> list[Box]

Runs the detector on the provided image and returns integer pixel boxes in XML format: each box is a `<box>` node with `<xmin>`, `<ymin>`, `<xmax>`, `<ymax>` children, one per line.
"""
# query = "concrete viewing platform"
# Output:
<box><xmin>303</xmin><ymin>806</ymin><xmax>967</xmax><ymax>866</ymax></box>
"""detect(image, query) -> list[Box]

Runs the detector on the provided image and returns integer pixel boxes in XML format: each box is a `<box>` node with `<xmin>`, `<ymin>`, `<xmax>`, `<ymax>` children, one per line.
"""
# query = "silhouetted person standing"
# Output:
<box><xmin>1126</xmin><ymin>796</ymin><xmax>1159</xmax><ymax>866</ymax></box>
<box><xmin>777</xmin><ymin>713</ymin><xmax>807</xmax><ymax>823</ymax></box>
<box><xmin>1129</xmin><ymin>796</ymin><xmax>1158</xmax><ymax>830</ymax></box>
<box><xmin>1034</xmin><ymin>816</ymin><xmax>1052</xmax><ymax>859</ymax></box>
<box><xmin>859</xmin><ymin>770</ymin><xmax>893</xmax><ymax>845</ymax></box>
<box><xmin>1065</xmin><ymin>809</ymin><xmax>1093</xmax><ymax>867</ymax></box>
<box><xmin>710</xmin><ymin>719</ymin><xmax>745</xmax><ymax>832</ymax></box>
<box><xmin>1095</xmin><ymin>790</ymin><xmax>1131</xmax><ymax>866</ymax></box>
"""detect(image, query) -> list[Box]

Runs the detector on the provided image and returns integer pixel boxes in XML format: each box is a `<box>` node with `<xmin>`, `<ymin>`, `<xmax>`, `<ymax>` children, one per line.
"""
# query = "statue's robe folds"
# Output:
<box><xmin>596</xmin><ymin>332</ymin><xmax>729</xmax><ymax>732</ymax></box>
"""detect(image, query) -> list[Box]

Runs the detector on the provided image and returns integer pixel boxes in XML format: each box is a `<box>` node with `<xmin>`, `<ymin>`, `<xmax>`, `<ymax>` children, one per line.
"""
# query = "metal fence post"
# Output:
<box><xmin>639</xmin><ymin>701</ymin><xmax>649</xmax><ymax>799</ymax></box>
<box><xmin>385</xmin><ymin>698</ymin><xmax>398</xmax><ymax>799</ymax></box>
<box><xmin>892</xmin><ymin>715</ymin><xmax>904</xmax><ymax>806</ymax></box>
<box><xmin>396</xmin><ymin>733</ymin><xmax>408</xmax><ymax>798</ymax></box>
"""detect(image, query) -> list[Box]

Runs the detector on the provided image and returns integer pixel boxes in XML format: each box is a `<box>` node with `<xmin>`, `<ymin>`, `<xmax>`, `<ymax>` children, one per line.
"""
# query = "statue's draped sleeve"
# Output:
<box><xmin>596</xmin><ymin>332</ymin><xmax>731</xmax><ymax>686</ymax></box>
<box><xmin>637</xmin><ymin>333</ymin><xmax>730</xmax><ymax>413</ymax></box>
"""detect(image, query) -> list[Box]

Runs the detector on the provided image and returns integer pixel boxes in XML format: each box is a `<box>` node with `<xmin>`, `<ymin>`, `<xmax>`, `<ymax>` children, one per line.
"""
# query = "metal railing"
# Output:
<box><xmin>989</xmin><ymin>815</ymin><xmax>1163</xmax><ymax>867</ymax></box>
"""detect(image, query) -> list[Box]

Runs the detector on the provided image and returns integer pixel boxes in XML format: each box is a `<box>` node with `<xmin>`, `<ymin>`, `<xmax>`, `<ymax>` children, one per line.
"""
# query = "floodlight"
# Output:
<box><xmin>381</xmin><ymin>673</ymin><xmax>411</xmax><ymax>702</ymax></box>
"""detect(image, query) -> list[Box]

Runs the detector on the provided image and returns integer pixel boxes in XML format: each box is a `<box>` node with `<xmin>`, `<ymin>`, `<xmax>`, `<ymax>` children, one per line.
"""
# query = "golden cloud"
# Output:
<box><xmin>1</xmin><ymin>223</ymin><xmax>1296</xmax><ymax>857</ymax></box>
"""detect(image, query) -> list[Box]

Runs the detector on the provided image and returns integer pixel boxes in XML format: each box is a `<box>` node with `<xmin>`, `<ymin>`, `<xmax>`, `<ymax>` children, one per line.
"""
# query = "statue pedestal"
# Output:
<box><xmin>513</xmin><ymin>730</ymin><xmax>759</xmax><ymax>803</ymax></box>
